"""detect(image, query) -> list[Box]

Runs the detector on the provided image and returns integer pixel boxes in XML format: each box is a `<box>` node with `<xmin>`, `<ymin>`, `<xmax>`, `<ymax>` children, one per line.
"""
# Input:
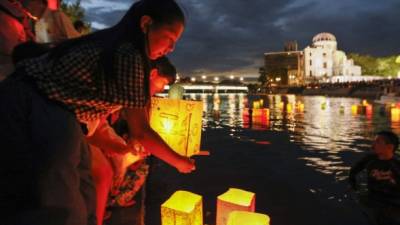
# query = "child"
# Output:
<box><xmin>349</xmin><ymin>131</ymin><xmax>400</xmax><ymax>225</ymax></box>
<box><xmin>89</xmin><ymin>57</ymin><xmax>176</xmax><ymax>225</ymax></box>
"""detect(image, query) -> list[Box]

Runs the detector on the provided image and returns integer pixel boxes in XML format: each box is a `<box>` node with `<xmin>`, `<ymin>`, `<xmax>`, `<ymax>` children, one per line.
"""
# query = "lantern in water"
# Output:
<box><xmin>366</xmin><ymin>104</ymin><xmax>373</xmax><ymax>119</ymax></box>
<box><xmin>150</xmin><ymin>97</ymin><xmax>203</xmax><ymax>157</ymax></box>
<box><xmin>391</xmin><ymin>107</ymin><xmax>400</xmax><ymax>122</ymax></box>
<box><xmin>286</xmin><ymin>103</ymin><xmax>293</xmax><ymax>113</ymax></box>
<box><xmin>216</xmin><ymin>188</ymin><xmax>255</xmax><ymax>225</ymax></box>
<box><xmin>297</xmin><ymin>102</ymin><xmax>304</xmax><ymax>112</ymax></box>
<box><xmin>161</xmin><ymin>190</ymin><xmax>203</xmax><ymax>225</ymax></box>
<box><xmin>339</xmin><ymin>105</ymin><xmax>345</xmax><ymax>114</ymax></box>
<box><xmin>227</xmin><ymin>211</ymin><xmax>270</xmax><ymax>225</ymax></box>
<box><xmin>351</xmin><ymin>105</ymin><xmax>358</xmax><ymax>115</ymax></box>
<box><xmin>362</xmin><ymin>99</ymin><xmax>368</xmax><ymax>106</ymax></box>
<box><xmin>321</xmin><ymin>102</ymin><xmax>326</xmax><ymax>110</ymax></box>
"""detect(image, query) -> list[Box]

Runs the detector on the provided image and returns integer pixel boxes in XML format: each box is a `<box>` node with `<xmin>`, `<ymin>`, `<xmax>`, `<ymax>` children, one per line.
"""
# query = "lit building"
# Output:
<box><xmin>264</xmin><ymin>33</ymin><xmax>362</xmax><ymax>85</ymax></box>
<box><xmin>264</xmin><ymin>41</ymin><xmax>304</xmax><ymax>86</ymax></box>
<box><xmin>304</xmin><ymin>33</ymin><xmax>361</xmax><ymax>83</ymax></box>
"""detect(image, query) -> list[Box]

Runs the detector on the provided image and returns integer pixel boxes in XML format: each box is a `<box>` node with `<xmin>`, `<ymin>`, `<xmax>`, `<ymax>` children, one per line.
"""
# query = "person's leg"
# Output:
<box><xmin>0</xmin><ymin>76</ymin><xmax>96</xmax><ymax>225</ymax></box>
<box><xmin>90</xmin><ymin>145</ymin><xmax>114</xmax><ymax>225</ymax></box>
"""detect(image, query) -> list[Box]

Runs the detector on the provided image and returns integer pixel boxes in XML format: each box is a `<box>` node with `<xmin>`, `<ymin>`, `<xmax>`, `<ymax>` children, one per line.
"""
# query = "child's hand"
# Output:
<box><xmin>175</xmin><ymin>156</ymin><xmax>196</xmax><ymax>173</ymax></box>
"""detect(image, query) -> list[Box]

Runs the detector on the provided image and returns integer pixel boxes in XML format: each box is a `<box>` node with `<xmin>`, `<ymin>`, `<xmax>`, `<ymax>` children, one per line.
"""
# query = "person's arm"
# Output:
<box><xmin>349</xmin><ymin>154</ymin><xmax>374</xmax><ymax>190</ymax></box>
<box><xmin>125</xmin><ymin>107</ymin><xmax>195</xmax><ymax>173</ymax></box>
<box><xmin>86</xmin><ymin>118</ymin><xmax>130</xmax><ymax>155</ymax></box>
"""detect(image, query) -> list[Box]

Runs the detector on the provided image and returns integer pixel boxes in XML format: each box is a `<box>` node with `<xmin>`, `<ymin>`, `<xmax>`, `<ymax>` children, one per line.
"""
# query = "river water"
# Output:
<box><xmin>188</xmin><ymin>93</ymin><xmax>400</xmax><ymax>184</ymax></box>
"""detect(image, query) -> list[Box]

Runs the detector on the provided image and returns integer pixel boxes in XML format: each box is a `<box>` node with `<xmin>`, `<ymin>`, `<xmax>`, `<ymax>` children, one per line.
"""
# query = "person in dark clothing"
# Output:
<box><xmin>349</xmin><ymin>131</ymin><xmax>400</xmax><ymax>225</ymax></box>
<box><xmin>0</xmin><ymin>0</ymin><xmax>194</xmax><ymax>225</ymax></box>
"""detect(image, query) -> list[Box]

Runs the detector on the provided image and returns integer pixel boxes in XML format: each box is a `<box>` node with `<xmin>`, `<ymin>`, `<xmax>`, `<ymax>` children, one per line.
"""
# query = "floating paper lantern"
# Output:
<box><xmin>362</xmin><ymin>99</ymin><xmax>368</xmax><ymax>106</ymax></box>
<box><xmin>366</xmin><ymin>104</ymin><xmax>373</xmax><ymax>119</ymax></box>
<box><xmin>339</xmin><ymin>105</ymin><xmax>345</xmax><ymax>114</ymax></box>
<box><xmin>227</xmin><ymin>211</ymin><xmax>270</xmax><ymax>225</ymax></box>
<box><xmin>161</xmin><ymin>190</ymin><xmax>203</xmax><ymax>225</ymax></box>
<box><xmin>216</xmin><ymin>188</ymin><xmax>255</xmax><ymax>225</ymax></box>
<box><xmin>286</xmin><ymin>103</ymin><xmax>293</xmax><ymax>113</ymax></box>
<box><xmin>296</xmin><ymin>102</ymin><xmax>304</xmax><ymax>112</ymax></box>
<box><xmin>391</xmin><ymin>107</ymin><xmax>400</xmax><ymax>122</ymax></box>
<box><xmin>321</xmin><ymin>102</ymin><xmax>326</xmax><ymax>110</ymax></box>
<box><xmin>351</xmin><ymin>105</ymin><xmax>358</xmax><ymax>115</ymax></box>
<box><xmin>150</xmin><ymin>97</ymin><xmax>203</xmax><ymax>157</ymax></box>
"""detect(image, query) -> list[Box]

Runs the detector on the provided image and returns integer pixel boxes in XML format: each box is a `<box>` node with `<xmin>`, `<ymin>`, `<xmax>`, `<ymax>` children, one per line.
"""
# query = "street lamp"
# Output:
<box><xmin>239</xmin><ymin>77</ymin><xmax>244</xmax><ymax>81</ymax></box>
<box><xmin>230</xmin><ymin>75</ymin><xmax>234</xmax><ymax>80</ymax></box>
<box><xmin>201</xmin><ymin>75</ymin><xmax>206</xmax><ymax>80</ymax></box>
<box><xmin>191</xmin><ymin>77</ymin><xmax>196</xmax><ymax>82</ymax></box>
<box><xmin>214</xmin><ymin>77</ymin><xmax>219</xmax><ymax>81</ymax></box>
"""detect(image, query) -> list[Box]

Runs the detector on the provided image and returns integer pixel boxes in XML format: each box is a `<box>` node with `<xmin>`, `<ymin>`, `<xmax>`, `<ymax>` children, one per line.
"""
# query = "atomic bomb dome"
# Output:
<box><xmin>312</xmin><ymin>32</ymin><xmax>337</xmax><ymax>43</ymax></box>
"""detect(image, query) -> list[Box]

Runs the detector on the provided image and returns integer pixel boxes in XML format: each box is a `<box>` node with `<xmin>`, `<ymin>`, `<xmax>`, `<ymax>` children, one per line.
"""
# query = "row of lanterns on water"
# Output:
<box><xmin>243</xmin><ymin>98</ymin><xmax>400</xmax><ymax>126</ymax></box>
<box><xmin>161</xmin><ymin>188</ymin><xmax>270</xmax><ymax>225</ymax></box>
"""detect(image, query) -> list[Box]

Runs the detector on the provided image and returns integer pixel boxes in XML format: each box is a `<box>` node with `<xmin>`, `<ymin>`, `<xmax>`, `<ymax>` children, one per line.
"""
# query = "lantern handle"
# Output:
<box><xmin>195</xmin><ymin>150</ymin><xmax>210</xmax><ymax>156</ymax></box>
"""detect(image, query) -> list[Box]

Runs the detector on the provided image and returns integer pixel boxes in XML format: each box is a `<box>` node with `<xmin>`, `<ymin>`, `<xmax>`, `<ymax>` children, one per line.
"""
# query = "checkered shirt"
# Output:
<box><xmin>19</xmin><ymin>41</ymin><xmax>147</xmax><ymax>121</ymax></box>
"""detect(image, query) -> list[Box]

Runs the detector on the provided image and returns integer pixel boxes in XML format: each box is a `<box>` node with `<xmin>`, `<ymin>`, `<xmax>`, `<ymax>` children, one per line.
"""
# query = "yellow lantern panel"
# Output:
<box><xmin>161</xmin><ymin>190</ymin><xmax>203</xmax><ymax>225</ymax></box>
<box><xmin>227</xmin><ymin>211</ymin><xmax>270</xmax><ymax>225</ymax></box>
<box><xmin>218</xmin><ymin>188</ymin><xmax>255</xmax><ymax>207</ymax></box>
<box><xmin>216</xmin><ymin>188</ymin><xmax>256</xmax><ymax>225</ymax></box>
<box><xmin>150</xmin><ymin>97</ymin><xmax>203</xmax><ymax>157</ymax></box>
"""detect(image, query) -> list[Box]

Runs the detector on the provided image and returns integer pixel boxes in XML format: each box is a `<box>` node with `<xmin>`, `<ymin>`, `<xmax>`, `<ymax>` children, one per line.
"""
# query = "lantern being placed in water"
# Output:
<box><xmin>161</xmin><ymin>190</ymin><xmax>203</xmax><ymax>225</ymax></box>
<box><xmin>216</xmin><ymin>188</ymin><xmax>255</xmax><ymax>225</ymax></box>
<box><xmin>227</xmin><ymin>211</ymin><xmax>270</xmax><ymax>225</ymax></box>
<box><xmin>150</xmin><ymin>97</ymin><xmax>203</xmax><ymax>157</ymax></box>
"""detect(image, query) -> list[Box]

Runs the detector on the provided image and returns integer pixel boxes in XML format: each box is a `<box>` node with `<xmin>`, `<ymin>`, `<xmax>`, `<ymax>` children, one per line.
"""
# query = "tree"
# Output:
<box><xmin>61</xmin><ymin>0</ymin><xmax>91</xmax><ymax>33</ymax></box>
<box><xmin>258</xmin><ymin>67</ymin><xmax>267</xmax><ymax>86</ymax></box>
<box><xmin>348</xmin><ymin>53</ymin><xmax>400</xmax><ymax>77</ymax></box>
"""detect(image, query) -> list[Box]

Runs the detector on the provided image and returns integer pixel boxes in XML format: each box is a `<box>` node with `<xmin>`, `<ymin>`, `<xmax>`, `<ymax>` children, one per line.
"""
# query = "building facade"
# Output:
<box><xmin>264</xmin><ymin>41</ymin><xmax>304</xmax><ymax>86</ymax></box>
<box><xmin>303</xmin><ymin>33</ymin><xmax>361</xmax><ymax>83</ymax></box>
<box><xmin>264</xmin><ymin>33</ymin><xmax>362</xmax><ymax>85</ymax></box>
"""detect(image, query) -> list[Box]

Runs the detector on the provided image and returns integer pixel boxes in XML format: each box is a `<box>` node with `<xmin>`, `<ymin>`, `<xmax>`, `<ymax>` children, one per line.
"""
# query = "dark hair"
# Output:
<box><xmin>377</xmin><ymin>131</ymin><xmax>399</xmax><ymax>152</ymax></box>
<box><xmin>152</xmin><ymin>57</ymin><xmax>176</xmax><ymax>84</ymax></box>
<box><xmin>49</xmin><ymin>0</ymin><xmax>184</xmax><ymax>69</ymax></box>
<box><xmin>47</xmin><ymin>0</ymin><xmax>185</xmax><ymax>98</ymax></box>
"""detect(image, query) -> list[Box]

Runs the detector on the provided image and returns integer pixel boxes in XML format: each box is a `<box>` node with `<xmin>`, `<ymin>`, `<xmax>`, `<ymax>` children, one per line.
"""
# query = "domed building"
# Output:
<box><xmin>312</xmin><ymin>32</ymin><xmax>337</xmax><ymax>50</ymax></box>
<box><xmin>304</xmin><ymin>32</ymin><xmax>361</xmax><ymax>83</ymax></box>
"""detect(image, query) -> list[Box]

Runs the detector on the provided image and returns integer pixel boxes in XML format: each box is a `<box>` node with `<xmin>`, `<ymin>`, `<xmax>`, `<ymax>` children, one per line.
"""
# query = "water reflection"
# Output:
<box><xmin>189</xmin><ymin>93</ymin><xmax>400</xmax><ymax>182</ymax></box>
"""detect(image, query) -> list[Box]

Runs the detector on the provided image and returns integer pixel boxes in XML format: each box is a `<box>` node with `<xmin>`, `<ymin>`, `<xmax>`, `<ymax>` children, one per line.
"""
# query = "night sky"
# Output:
<box><xmin>74</xmin><ymin>0</ymin><xmax>400</xmax><ymax>77</ymax></box>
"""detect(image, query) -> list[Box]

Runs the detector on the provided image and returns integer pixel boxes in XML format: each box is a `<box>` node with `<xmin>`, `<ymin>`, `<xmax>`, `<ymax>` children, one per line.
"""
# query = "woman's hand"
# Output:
<box><xmin>175</xmin><ymin>156</ymin><xmax>196</xmax><ymax>173</ymax></box>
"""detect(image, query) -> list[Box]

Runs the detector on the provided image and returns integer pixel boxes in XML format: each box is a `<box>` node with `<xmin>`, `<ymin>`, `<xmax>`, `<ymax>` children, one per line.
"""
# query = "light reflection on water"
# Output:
<box><xmin>187</xmin><ymin>93</ymin><xmax>400</xmax><ymax>182</ymax></box>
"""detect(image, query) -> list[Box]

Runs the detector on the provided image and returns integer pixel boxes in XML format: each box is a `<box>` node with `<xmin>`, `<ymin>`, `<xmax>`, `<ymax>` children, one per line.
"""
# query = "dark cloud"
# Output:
<box><xmin>75</xmin><ymin>0</ymin><xmax>400</xmax><ymax>76</ymax></box>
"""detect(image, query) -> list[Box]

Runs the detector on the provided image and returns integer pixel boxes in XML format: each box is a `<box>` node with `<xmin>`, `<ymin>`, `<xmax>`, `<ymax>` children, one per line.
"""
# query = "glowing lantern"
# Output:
<box><xmin>161</xmin><ymin>190</ymin><xmax>203</xmax><ymax>225</ymax></box>
<box><xmin>339</xmin><ymin>105</ymin><xmax>345</xmax><ymax>114</ymax></box>
<box><xmin>366</xmin><ymin>104</ymin><xmax>373</xmax><ymax>119</ymax></box>
<box><xmin>351</xmin><ymin>105</ymin><xmax>358</xmax><ymax>115</ymax></box>
<box><xmin>227</xmin><ymin>211</ymin><xmax>270</xmax><ymax>225</ymax></box>
<box><xmin>47</xmin><ymin>0</ymin><xmax>59</xmax><ymax>10</ymax></box>
<box><xmin>216</xmin><ymin>188</ymin><xmax>255</xmax><ymax>225</ymax></box>
<box><xmin>286</xmin><ymin>103</ymin><xmax>292</xmax><ymax>113</ymax></box>
<box><xmin>391</xmin><ymin>107</ymin><xmax>400</xmax><ymax>122</ymax></box>
<box><xmin>253</xmin><ymin>101</ymin><xmax>260</xmax><ymax>109</ymax></box>
<box><xmin>296</xmin><ymin>102</ymin><xmax>304</xmax><ymax>112</ymax></box>
<box><xmin>321</xmin><ymin>102</ymin><xmax>326</xmax><ymax>110</ymax></box>
<box><xmin>362</xmin><ymin>99</ymin><xmax>368</xmax><ymax>106</ymax></box>
<box><xmin>150</xmin><ymin>97</ymin><xmax>203</xmax><ymax>157</ymax></box>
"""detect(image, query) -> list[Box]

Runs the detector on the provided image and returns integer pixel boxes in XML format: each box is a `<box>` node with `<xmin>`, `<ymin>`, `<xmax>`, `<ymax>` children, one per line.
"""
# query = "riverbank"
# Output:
<box><xmin>265</xmin><ymin>79</ymin><xmax>400</xmax><ymax>99</ymax></box>
<box><xmin>143</xmin><ymin>128</ymin><xmax>367</xmax><ymax>225</ymax></box>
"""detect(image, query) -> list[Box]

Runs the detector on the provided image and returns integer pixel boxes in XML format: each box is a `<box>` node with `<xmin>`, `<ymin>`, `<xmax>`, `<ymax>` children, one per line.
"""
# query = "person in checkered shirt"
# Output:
<box><xmin>0</xmin><ymin>0</ymin><xmax>195</xmax><ymax>225</ymax></box>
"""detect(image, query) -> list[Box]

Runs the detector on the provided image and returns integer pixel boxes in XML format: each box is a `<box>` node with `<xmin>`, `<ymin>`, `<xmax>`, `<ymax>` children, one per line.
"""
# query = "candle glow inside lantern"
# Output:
<box><xmin>216</xmin><ymin>188</ymin><xmax>256</xmax><ymax>225</ymax></box>
<box><xmin>227</xmin><ymin>211</ymin><xmax>270</xmax><ymax>225</ymax></box>
<box><xmin>150</xmin><ymin>97</ymin><xmax>203</xmax><ymax>157</ymax></box>
<box><xmin>161</xmin><ymin>190</ymin><xmax>203</xmax><ymax>225</ymax></box>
